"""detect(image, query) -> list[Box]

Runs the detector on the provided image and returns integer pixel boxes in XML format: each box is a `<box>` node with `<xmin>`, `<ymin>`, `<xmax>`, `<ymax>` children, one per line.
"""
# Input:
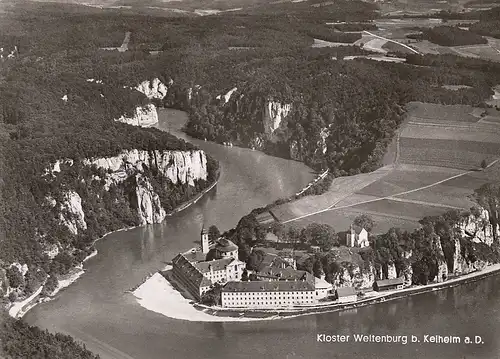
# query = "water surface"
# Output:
<box><xmin>24</xmin><ymin>109</ymin><xmax>500</xmax><ymax>359</ymax></box>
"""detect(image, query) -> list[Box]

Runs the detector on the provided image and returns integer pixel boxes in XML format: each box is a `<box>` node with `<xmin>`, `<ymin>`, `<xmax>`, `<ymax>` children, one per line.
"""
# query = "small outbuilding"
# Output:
<box><xmin>336</xmin><ymin>287</ymin><xmax>357</xmax><ymax>303</ymax></box>
<box><xmin>374</xmin><ymin>277</ymin><xmax>405</xmax><ymax>292</ymax></box>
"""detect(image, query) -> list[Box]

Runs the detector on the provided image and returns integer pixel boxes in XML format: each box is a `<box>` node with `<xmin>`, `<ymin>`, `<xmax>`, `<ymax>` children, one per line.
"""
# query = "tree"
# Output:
<box><xmin>353</xmin><ymin>214</ymin><xmax>375</xmax><ymax>232</ymax></box>
<box><xmin>301</xmin><ymin>223</ymin><xmax>337</xmax><ymax>247</ymax></box>
<box><xmin>241</xmin><ymin>269</ymin><xmax>249</xmax><ymax>281</ymax></box>
<box><xmin>6</xmin><ymin>267</ymin><xmax>24</xmax><ymax>289</ymax></box>
<box><xmin>200</xmin><ymin>283</ymin><xmax>223</xmax><ymax>306</ymax></box>
<box><xmin>208</xmin><ymin>225</ymin><xmax>220</xmax><ymax>242</ymax></box>
<box><xmin>238</xmin><ymin>243</ymin><xmax>251</xmax><ymax>262</ymax></box>
<box><xmin>313</xmin><ymin>259</ymin><xmax>324</xmax><ymax>278</ymax></box>
<box><xmin>246</xmin><ymin>249</ymin><xmax>266</xmax><ymax>271</ymax></box>
<box><xmin>481</xmin><ymin>159</ymin><xmax>487</xmax><ymax>169</ymax></box>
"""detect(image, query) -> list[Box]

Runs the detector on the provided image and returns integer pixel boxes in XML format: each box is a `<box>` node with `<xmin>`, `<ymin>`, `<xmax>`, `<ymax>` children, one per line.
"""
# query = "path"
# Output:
<box><xmin>362</xmin><ymin>31</ymin><xmax>421</xmax><ymax>55</ymax></box>
<box><xmin>119</xmin><ymin>31</ymin><xmax>131</xmax><ymax>52</ymax></box>
<box><xmin>281</xmin><ymin>158</ymin><xmax>499</xmax><ymax>225</ymax></box>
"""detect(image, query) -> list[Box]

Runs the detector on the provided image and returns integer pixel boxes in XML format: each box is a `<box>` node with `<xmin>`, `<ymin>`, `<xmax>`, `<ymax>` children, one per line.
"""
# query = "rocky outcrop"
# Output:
<box><xmin>216</xmin><ymin>87</ymin><xmax>238</xmax><ymax>104</ymax></box>
<box><xmin>0</xmin><ymin>45</ymin><xmax>18</xmax><ymax>61</ymax></box>
<box><xmin>59</xmin><ymin>191</ymin><xmax>87</xmax><ymax>235</ymax></box>
<box><xmin>263</xmin><ymin>101</ymin><xmax>291</xmax><ymax>135</ymax></box>
<box><xmin>115</xmin><ymin>103</ymin><xmax>158</xmax><ymax>127</ymax></box>
<box><xmin>387</xmin><ymin>262</ymin><xmax>397</xmax><ymax>279</ymax></box>
<box><xmin>440</xmin><ymin>207</ymin><xmax>499</xmax><ymax>277</ymax></box>
<box><xmin>458</xmin><ymin>208</ymin><xmax>494</xmax><ymax>246</ymax></box>
<box><xmin>85</xmin><ymin>149</ymin><xmax>207</xmax><ymax>189</ymax></box>
<box><xmin>318</xmin><ymin>127</ymin><xmax>330</xmax><ymax>155</ymax></box>
<box><xmin>332</xmin><ymin>262</ymin><xmax>376</xmax><ymax>289</ymax></box>
<box><xmin>134</xmin><ymin>174</ymin><xmax>166</xmax><ymax>224</ymax></box>
<box><xmin>435</xmin><ymin>236</ymin><xmax>448</xmax><ymax>282</ymax></box>
<box><xmin>135</xmin><ymin>78</ymin><xmax>171</xmax><ymax>100</ymax></box>
<box><xmin>84</xmin><ymin>149</ymin><xmax>207</xmax><ymax>224</ymax></box>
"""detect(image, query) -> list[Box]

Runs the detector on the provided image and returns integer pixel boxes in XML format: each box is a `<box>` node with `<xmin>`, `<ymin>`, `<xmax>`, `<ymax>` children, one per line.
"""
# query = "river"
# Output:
<box><xmin>25</xmin><ymin>109</ymin><xmax>500</xmax><ymax>359</ymax></box>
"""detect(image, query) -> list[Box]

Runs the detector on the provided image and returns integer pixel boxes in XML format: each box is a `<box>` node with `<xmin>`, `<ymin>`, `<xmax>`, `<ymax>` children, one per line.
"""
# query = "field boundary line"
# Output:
<box><xmin>282</xmin><ymin>158</ymin><xmax>499</xmax><ymax>225</ymax></box>
<box><xmin>386</xmin><ymin>197</ymin><xmax>466</xmax><ymax>210</ymax></box>
<box><xmin>362</xmin><ymin>31</ymin><xmax>421</xmax><ymax>55</ymax></box>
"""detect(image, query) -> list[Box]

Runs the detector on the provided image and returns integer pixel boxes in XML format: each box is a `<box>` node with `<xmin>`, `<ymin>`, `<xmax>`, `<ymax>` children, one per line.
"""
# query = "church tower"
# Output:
<box><xmin>201</xmin><ymin>226</ymin><xmax>210</xmax><ymax>254</ymax></box>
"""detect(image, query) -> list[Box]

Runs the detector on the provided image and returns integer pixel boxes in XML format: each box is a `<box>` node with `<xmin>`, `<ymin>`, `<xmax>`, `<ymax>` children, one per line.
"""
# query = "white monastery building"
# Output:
<box><xmin>173</xmin><ymin>226</ymin><xmax>335</xmax><ymax>308</ymax></box>
<box><xmin>172</xmin><ymin>227</ymin><xmax>245</xmax><ymax>300</ymax></box>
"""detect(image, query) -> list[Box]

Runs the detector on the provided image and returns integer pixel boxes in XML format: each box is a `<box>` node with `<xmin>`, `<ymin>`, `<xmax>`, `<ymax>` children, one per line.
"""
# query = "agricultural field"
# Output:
<box><xmin>311</xmin><ymin>38</ymin><xmax>350</xmax><ymax>48</ymax></box>
<box><xmin>399</xmin><ymin>102</ymin><xmax>500</xmax><ymax>169</ymax></box>
<box><xmin>277</xmin><ymin>100</ymin><xmax>500</xmax><ymax>236</ymax></box>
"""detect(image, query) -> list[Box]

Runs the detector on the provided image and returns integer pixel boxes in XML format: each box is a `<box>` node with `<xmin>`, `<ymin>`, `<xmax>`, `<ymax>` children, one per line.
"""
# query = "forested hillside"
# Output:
<box><xmin>0</xmin><ymin>312</ymin><xmax>99</xmax><ymax>359</ymax></box>
<box><xmin>0</xmin><ymin>5</ymin><xmax>224</xmax><ymax>309</ymax></box>
<box><xmin>1</xmin><ymin>1</ymin><xmax>500</xmax><ymax>356</ymax></box>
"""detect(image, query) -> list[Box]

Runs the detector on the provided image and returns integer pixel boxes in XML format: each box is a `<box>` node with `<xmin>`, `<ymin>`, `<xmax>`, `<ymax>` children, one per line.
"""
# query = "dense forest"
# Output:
<box><xmin>0</xmin><ymin>0</ymin><xmax>500</xmax><ymax>356</ymax></box>
<box><xmin>417</xmin><ymin>26</ymin><xmax>487</xmax><ymax>46</ymax></box>
<box><xmin>183</xmin><ymin>51</ymin><xmax>500</xmax><ymax>173</ymax></box>
<box><xmin>0</xmin><ymin>312</ymin><xmax>99</xmax><ymax>359</ymax></box>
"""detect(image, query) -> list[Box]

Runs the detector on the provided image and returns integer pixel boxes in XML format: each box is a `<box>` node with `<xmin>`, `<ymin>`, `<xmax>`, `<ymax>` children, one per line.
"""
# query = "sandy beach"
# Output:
<box><xmin>132</xmin><ymin>269</ymin><xmax>275</xmax><ymax>322</ymax></box>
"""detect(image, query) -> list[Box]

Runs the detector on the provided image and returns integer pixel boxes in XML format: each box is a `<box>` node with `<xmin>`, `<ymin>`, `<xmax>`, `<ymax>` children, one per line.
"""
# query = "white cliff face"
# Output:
<box><xmin>264</xmin><ymin>101</ymin><xmax>291</xmax><ymax>135</ymax></box>
<box><xmin>44</xmin><ymin>149</ymin><xmax>209</xmax><ymax>226</ymax></box>
<box><xmin>135</xmin><ymin>174</ymin><xmax>166</xmax><ymax>224</ymax></box>
<box><xmin>449</xmin><ymin>208</ymin><xmax>499</xmax><ymax>274</ymax></box>
<box><xmin>434</xmin><ymin>236</ymin><xmax>448</xmax><ymax>283</ymax></box>
<box><xmin>216</xmin><ymin>87</ymin><xmax>237</xmax><ymax>104</ymax></box>
<box><xmin>43</xmin><ymin>159</ymin><xmax>74</xmax><ymax>177</ymax></box>
<box><xmin>459</xmin><ymin>208</ymin><xmax>494</xmax><ymax>246</ymax></box>
<box><xmin>318</xmin><ymin>127</ymin><xmax>330</xmax><ymax>155</ymax></box>
<box><xmin>59</xmin><ymin>191</ymin><xmax>87</xmax><ymax>235</ymax></box>
<box><xmin>332</xmin><ymin>263</ymin><xmax>375</xmax><ymax>289</ymax></box>
<box><xmin>115</xmin><ymin>103</ymin><xmax>158</xmax><ymax>127</ymax></box>
<box><xmin>44</xmin><ymin>244</ymin><xmax>60</xmax><ymax>259</ymax></box>
<box><xmin>10</xmin><ymin>263</ymin><xmax>28</xmax><ymax>277</ymax></box>
<box><xmin>84</xmin><ymin>149</ymin><xmax>208</xmax><ymax>189</ymax></box>
<box><xmin>135</xmin><ymin>78</ymin><xmax>170</xmax><ymax>100</ymax></box>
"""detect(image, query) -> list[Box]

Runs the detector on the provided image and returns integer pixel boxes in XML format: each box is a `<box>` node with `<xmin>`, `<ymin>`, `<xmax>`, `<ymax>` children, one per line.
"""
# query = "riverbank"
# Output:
<box><xmin>7</xmin><ymin>250</ymin><xmax>98</xmax><ymax>319</ymax></box>
<box><xmin>7</xmin><ymin>172</ymin><xmax>220</xmax><ymax>320</ymax></box>
<box><xmin>132</xmin><ymin>268</ymin><xmax>274</xmax><ymax>322</ymax></box>
<box><xmin>169</xmin><ymin>169</ymin><xmax>220</xmax><ymax>215</ymax></box>
<box><xmin>132</xmin><ymin>262</ymin><xmax>500</xmax><ymax>322</ymax></box>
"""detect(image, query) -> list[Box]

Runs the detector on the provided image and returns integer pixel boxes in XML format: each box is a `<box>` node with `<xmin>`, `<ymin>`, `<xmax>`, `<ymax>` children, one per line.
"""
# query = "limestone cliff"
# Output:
<box><xmin>82</xmin><ymin>148</ymin><xmax>208</xmax><ymax>224</ymax></box>
<box><xmin>135</xmin><ymin>78</ymin><xmax>172</xmax><ymax>100</ymax></box>
<box><xmin>59</xmin><ymin>191</ymin><xmax>87</xmax><ymax>235</ymax></box>
<box><xmin>263</xmin><ymin>101</ymin><xmax>291</xmax><ymax>135</ymax></box>
<box><xmin>85</xmin><ymin>149</ymin><xmax>207</xmax><ymax>190</ymax></box>
<box><xmin>134</xmin><ymin>174</ymin><xmax>166</xmax><ymax>224</ymax></box>
<box><xmin>115</xmin><ymin>103</ymin><xmax>158</xmax><ymax>127</ymax></box>
<box><xmin>446</xmin><ymin>208</ymin><xmax>499</xmax><ymax>275</ymax></box>
<box><xmin>216</xmin><ymin>87</ymin><xmax>238</xmax><ymax>104</ymax></box>
<box><xmin>332</xmin><ymin>262</ymin><xmax>376</xmax><ymax>289</ymax></box>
